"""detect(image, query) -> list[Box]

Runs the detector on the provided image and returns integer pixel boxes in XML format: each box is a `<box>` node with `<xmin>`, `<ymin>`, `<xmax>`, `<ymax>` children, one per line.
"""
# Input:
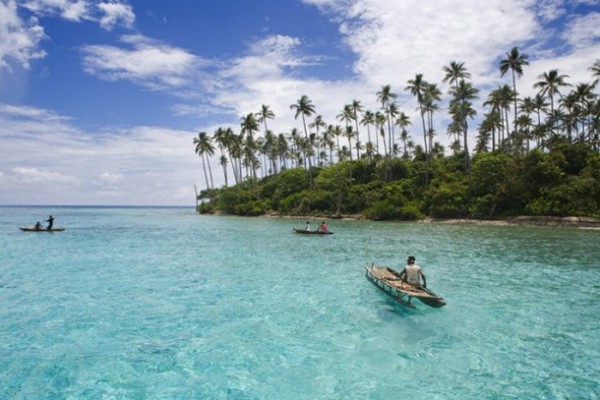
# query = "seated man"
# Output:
<box><xmin>398</xmin><ymin>256</ymin><xmax>427</xmax><ymax>288</ymax></box>
<box><xmin>319</xmin><ymin>221</ymin><xmax>328</xmax><ymax>233</ymax></box>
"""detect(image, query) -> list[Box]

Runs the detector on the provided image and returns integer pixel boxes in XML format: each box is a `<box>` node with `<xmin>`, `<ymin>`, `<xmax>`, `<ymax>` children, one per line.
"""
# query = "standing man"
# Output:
<box><xmin>46</xmin><ymin>215</ymin><xmax>55</xmax><ymax>230</ymax></box>
<box><xmin>399</xmin><ymin>256</ymin><xmax>427</xmax><ymax>288</ymax></box>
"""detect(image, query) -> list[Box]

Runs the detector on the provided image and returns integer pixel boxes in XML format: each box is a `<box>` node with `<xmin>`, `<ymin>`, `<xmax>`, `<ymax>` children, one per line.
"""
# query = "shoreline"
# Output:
<box><xmin>259</xmin><ymin>212</ymin><xmax>600</xmax><ymax>228</ymax></box>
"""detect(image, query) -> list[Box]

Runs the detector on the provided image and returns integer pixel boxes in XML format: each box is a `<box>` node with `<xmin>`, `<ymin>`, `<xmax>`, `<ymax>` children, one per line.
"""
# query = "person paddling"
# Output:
<box><xmin>46</xmin><ymin>215</ymin><xmax>55</xmax><ymax>230</ymax></box>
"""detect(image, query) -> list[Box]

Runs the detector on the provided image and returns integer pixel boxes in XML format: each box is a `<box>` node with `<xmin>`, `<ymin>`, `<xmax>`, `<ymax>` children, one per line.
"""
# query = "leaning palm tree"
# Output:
<box><xmin>499</xmin><ymin>47</ymin><xmax>529</xmax><ymax>135</ymax></box>
<box><xmin>193</xmin><ymin>131</ymin><xmax>215</xmax><ymax>190</ymax></box>
<box><xmin>290</xmin><ymin>95</ymin><xmax>316</xmax><ymax>176</ymax></box>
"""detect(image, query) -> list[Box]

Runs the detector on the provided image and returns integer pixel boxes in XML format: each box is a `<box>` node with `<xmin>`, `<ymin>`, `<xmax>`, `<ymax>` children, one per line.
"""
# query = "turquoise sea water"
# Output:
<box><xmin>1</xmin><ymin>206</ymin><xmax>598</xmax><ymax>399</ymax></box>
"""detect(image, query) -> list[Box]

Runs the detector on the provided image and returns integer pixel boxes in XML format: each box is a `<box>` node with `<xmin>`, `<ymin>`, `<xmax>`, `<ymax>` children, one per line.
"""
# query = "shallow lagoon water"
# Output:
<box><xmin>0</xmin><ymin>206</ymin><xmax>598</xmax><ymax>399</ymax></box>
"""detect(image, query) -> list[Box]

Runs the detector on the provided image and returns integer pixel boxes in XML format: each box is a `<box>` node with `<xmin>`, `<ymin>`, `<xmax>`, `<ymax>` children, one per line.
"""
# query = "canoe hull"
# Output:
<box><xmin>364</xmin><ymin>265</ymin><xmax>446</xmax><ymax>308</ymax></box>
<box><xmin>292</xmin><ymin>228</ymin><xmax>333</xmax><ymax>235</ymax></box>
<box><xmin>19</xmin><ymin>227</ymin><xmax>65</xmax><ymax>232</ymax></box>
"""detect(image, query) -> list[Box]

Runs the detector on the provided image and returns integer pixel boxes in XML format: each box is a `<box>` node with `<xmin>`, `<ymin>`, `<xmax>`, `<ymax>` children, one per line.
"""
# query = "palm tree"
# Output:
<box><xmin>534</xmin><ymin>69</ymin><xmax>570</xmax><ymax>115</ymax></box>
<box><xmin>590</xmin><ymin>59</ymin><xmax>600</xmax><ymax>86</ymax></box>
<box><xmin>422</xmin><ymin>82</ymin><xmax>441</xmax><ymax>155</ymax></box>
<box><xmin>448</xmin><ymin>79</ymin><xmax>478</xmax><ymax>170</ymax></box>
<box><xmin>276</xmin><ymin>133</ymin><xmax>289</xmax><ymax>169</ymax></box>
<box><xmin>534</xmin><ymin>70</ymin><xmax>571</xmax><ymax>137</ymax></box>
<box><xmin>337</xmin><ymin>104</ymin><xmax>355</xmax><ymax>160</ymax></box>
<box><xmin>193</xmin><ymin>131</ymin><xmax>215</xmax><ymax>190</ymax></box>
<box><xmin>240</xmin><ymin>113</ymin><xmax>260</xmax><ymax>179</ymax></box>
<box><xmin>571</xmin><ymin>83</ymin><xmax>596</xmax><ymax>141</ymax></box>
<box><xmin>405</xmin><ymin>75</ymin><xmax>429</xmax><ymax>158</ymax></box>
<box><xmin>213</xmin><ymin>127</ymin><xmax>230</xmax><ymax>187</ymax></box>
<box><xmin>499</xmin><ymin>47</ymin><xmax>529</xmax><ymax>134</ymax></box>
<box><xmin>255</xmin><ymin>104</ymin><xmax>275</xmax><ymax>141</ymax></box>
<box><xmin>374</xmin><ymin>111</ymin><xmax>386</xmax><ymax>156</ymax></box>
<box><xmin>290</xmin><ymin>95</ymin><xmax>316</xmax><ymax>176</ymax></box>
<box><xmin>263</xmin><ymin>130</ymin><xmax>278</xmax><ymax>175</ymax></box>
<box><xmin>385</xmin><ymin>102</ymin><xmax>399</xmax><ymax>157</ymax></box>
<box><xmin>485</xmin><ymin>85</ymin><xmax>515</xmax><ymax>146</ymax></box>
<box><xmin>309</xmin><ymin>114</ymin><xmax>326</xmax><ymax>166</ymax></box>
<box><xmin>376</xmin><ymin>85</ymin><xmax>397</xmax><ymax>157</ymax></box>
<box><xmin>360</xmin><ymin>110</ymin><xmax>375</xmax><ymax>160</ymax></box>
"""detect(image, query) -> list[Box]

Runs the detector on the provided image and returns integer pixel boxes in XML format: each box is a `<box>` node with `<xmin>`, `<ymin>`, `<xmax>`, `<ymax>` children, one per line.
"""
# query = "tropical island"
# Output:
<box><xmin>193</xmin><ymin>50</ymin><xmax>600</xmax><ymax>225</ymax></box>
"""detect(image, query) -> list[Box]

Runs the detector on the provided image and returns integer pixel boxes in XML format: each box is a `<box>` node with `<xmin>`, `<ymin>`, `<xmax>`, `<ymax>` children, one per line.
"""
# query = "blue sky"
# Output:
<box><xmin>1</xmin><ymin>0</ymin><xmax>599</xmax><ymax>206</ymax></box>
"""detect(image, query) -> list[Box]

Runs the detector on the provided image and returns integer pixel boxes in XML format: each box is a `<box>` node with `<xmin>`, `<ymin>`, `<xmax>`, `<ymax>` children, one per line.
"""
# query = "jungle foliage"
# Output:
<box><xmin>197</xmin><ymin>141</ymin><xmax>600</xmax><ymax>220</ymax></box>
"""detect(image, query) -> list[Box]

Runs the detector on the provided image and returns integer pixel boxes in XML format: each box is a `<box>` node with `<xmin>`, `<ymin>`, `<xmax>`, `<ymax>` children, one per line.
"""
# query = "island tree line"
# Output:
<box><xmin>193</xmin><ymin>50</ymin><xmax>600</xmax><ymax>220</ymax></box>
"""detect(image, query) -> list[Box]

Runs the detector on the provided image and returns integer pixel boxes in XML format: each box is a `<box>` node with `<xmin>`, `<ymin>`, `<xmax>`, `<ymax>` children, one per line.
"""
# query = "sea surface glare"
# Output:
<box><xmin>1</xmin><ymin>206</ymin><xmax>598</xmax><ymax>399</ymax></box>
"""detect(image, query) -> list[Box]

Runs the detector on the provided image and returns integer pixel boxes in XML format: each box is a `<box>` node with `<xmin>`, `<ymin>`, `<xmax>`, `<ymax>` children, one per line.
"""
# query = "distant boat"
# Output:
<box><xmin>292</xmin><ymin>227</ymin><xmax>333</xmax><ymax>235</ymax></box>
<box><xmin>365</xmin><ymin>264</ymin><xmax>446</xmax><ymax>308</ymax></box>
<box><xmin>19</xmin><ymin>227</ymin><xmax>65</xmax><ymax>232</ymax></box>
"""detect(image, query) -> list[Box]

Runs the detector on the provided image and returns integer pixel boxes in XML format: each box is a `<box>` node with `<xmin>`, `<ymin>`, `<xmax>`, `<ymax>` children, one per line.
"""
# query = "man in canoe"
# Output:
<box><xmin>34</xmin><ymin>221</ymin><xmax>43</xmax><ymax>230</ymax></box>
<box><xmin>46</xmin><ymin>215</ymin><xmax>55</xmax><ymax>230</ymax></box>
<box><xmin>398</xmin><ymin>256</ymin><xmax>427</xmax><ymax>288</ymax></box>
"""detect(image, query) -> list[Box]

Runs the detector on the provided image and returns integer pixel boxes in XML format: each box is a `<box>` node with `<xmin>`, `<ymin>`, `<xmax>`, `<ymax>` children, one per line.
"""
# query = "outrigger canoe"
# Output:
<box><xmin>19</xmin><ymin>227</ymin><xmax>65</xmax><ymax>232</ymax></box>
<box><xmin>292</xmin><ymin>228</ymin><xmax>334</xmax><ymax>235</ymax></box>
<box><xmin>364</xmin><ymin>264</ymin><xmax>446</xmax><ymax>308</ymax></box>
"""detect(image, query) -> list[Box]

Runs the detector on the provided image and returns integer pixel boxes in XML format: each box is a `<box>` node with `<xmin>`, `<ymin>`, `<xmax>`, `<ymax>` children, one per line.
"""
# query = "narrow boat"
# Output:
<box><xmin>292</xmin><ymin>227</ymin><xmax>334</xmax><ymax>235</ymax></box>
<box><xmin>364</xmin><ymin>264</ymin><xmax>446</xmax><ymax>308</ymax></box>
<box><xmin>19</xmin><ymin>227</ymin><xmax>65</xmax><ymax>232</ymax></box>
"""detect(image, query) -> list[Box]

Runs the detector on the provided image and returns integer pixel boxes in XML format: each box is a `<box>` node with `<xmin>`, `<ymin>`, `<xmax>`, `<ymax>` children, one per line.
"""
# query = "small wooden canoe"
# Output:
<box><xmin>292</xmin><ymin>228</ymin><xmax>333</xmax><ymax>235</ymax></box>
<box><xmin>19</xmin><ymin>227</ymin><xmax>65</xmax><ymax>232</ymax></box>
<box><xmin>364</xmin><ymin>264</ymin><xmax>446</xmax><ymax>308</ymax></box>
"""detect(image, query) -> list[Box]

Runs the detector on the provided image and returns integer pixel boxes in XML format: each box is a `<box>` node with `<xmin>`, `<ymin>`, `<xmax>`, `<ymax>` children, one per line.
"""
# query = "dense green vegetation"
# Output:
<box><xmin>194</xmin><ymin>52</ymin><xmax>600</xmax><ymax>220</ymax></box>
<box><xmin>197</xmin><ymin>141</ymin><xmax>600</xmax><ymax>219</ymax></box>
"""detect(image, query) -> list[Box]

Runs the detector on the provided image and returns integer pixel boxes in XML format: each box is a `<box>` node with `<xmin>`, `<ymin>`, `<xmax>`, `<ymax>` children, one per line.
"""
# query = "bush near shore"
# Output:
<box><xmin>196</xmin><ymin>141</ymin><xmax>600</xmax><ymax>221</ymax></box>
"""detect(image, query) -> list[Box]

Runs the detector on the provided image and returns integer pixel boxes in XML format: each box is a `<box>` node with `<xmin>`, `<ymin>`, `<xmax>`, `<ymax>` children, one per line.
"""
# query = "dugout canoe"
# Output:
<box><xmin>19</xmin><ymin>227</ymin><xmax>65</xmax><ymax>232</ymax></box>
<box><xmin>292</xmin><ymin>228</ymin><xmax>334</xmax><ymax>235</ymax></box>
<box><xmin>364</xmin><ymin>264</ymin><xmax>446</xmax><ymax>308</ymax></box>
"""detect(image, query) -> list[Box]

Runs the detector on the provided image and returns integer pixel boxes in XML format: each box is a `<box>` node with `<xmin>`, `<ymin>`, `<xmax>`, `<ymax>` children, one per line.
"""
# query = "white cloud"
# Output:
<box><xmin>99</xmin><ymin>171</ymin><xmax>123</xmax><ymax>184</ymax></box>
<box><xmin>13</xmin><ymin>167</ymin><xmax>79</xmax><ymax>184</ymax></box>
<box><xmin>563</xmin><ymin>12</ymin><xmax>600</xmax><ymax>49</ymax></box>
<box><xmin>81</xmin><ymin>34</ymin><xmax>203</xmax><ymax>91</ymax></box>
<box><xmin>21</xmin><ymin>0</ymin><xmax>133</xmax><ymax>29</ymax></box>
<box><xmin>0</xmin><ymin>104</ymin><xmax>201</xmax><ymax>205</ymax></box>
<box><xmin>97</xmin><ymin>1</ymin><xmax>134</xmax><ymax>30</ymax></box>
<box><xmin>0</xmin><ymin>0</ymin><xmax>46</xmax><ymax>70</ymax></box>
